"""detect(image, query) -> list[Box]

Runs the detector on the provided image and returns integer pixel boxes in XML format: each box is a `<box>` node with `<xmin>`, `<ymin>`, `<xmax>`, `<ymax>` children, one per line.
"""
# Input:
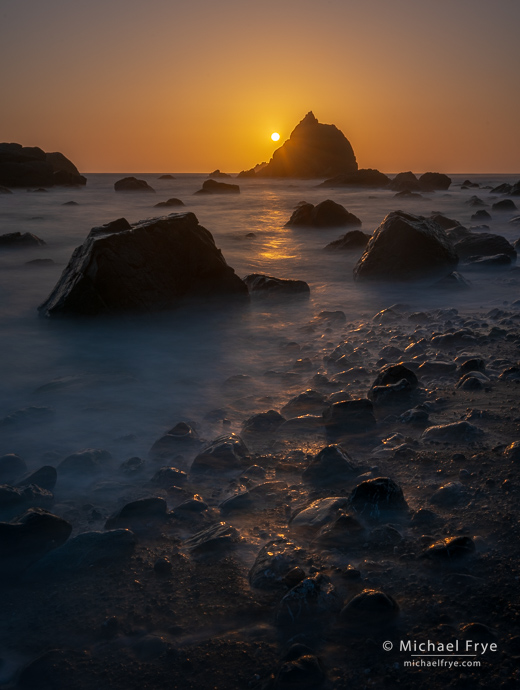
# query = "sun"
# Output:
<box><xmin>271</xmin><ymin>132</ymin><xmax>280</xmax><ymax>141</ymax></box>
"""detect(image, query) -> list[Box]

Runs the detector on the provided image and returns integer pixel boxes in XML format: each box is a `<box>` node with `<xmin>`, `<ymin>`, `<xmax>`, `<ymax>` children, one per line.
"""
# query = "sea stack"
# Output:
<box><xmin>239</xmin><ymin>112</ymin><xmax>358</xmax><ymax>179</ymax></box>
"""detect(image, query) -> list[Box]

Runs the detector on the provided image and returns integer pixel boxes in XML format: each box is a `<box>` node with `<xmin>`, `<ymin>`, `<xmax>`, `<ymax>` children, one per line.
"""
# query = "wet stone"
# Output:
<box><xmin>430</xmin><ymin>481</ymin><xmax>470</xmax><ymax>507</ymax></box>
<box><xmin>399</xmin><ymin>406</ymin><xmax>430</xmax><ymax>425</ymax></box>
<box><xmin>323</xmin><ymin>398</ymin><xmax>376</xmax><ymax>435</ymax></box>
<box><xmin>281</xmin><ymin>389</ymin><xmax>327</xmax><ymax>417</ymax></box>
<box><xmin>302</xmin><ymin>444</ymin><xmax>358</xmax><ymax>486</ymax></box>
<box><xmin>190</xmin><ymin>433</ymin><xmax>249</xmax><ymax>475</ymax></box>
<box><xmin>150</xmin><ymin>466</ymin><xmax>187</xmax><ymax>488</ymax></box>
<box><xmin>423</xmin><ymin>536</ymin><xmax>476</xmax><ymax>561</ymax></box>
<box><xmin>249</xmin><ymin>538</ymin><xmax>305</xmax><ymax>590</ymax></box>
<box><xmin>105</xmin><ymin>497</ymin><xmax>167</xmax><ymax>530</ymax></box>
<box><xmin>350</xmin><ymin>477</ymin><xmax>408</xmax><ymax>519</ymax></box>
<box><xmin>149</xmin><ymin>422</ymin><xmax>201</xmax><ymax>461</ymax></box>
<box><xmin>316</xmin><ymin>513</ymin><xmax>366</xmax><ymax>548</ymax></box>
<box><xmin>276</xmin><ymin>574</ymin><xmax>340</xmax><ymax>626</ymax></box>
<box><xmin>119</xmin><ymin>456</ymin><xmax>145</xmax><ymax>476</ymax></box>
<box><xmin>184</xmin><ymin>522</ymin><xmax>240</xmax><ymax>556</ymax></box>
<box><xmin>241</xmin><ymin>410</ymin><xmax>286</xmax><ymax>435</ymax></box>
<box><xmin>340</xmin><ymin>589</ymin><xmax>399</xmax><ymax>627</ymax></box>
<box><xmin>290</xmin><ymin>497</ymin><xmax>350</xmax><ymax>535</ymax></box>
<box><xmin>504</xmin><ymin>441</ymin><xmax>520</xmax><ymax>462</ymax></box>
<box><xmin>154</xmin><ymin>557</ymin><xmax>173</xmax><ymax>575</ymax></box>
<box><xmin>16</xmin><ymin>465</ymin><xmax>57</xmax><ymax>492</ymax></box>
<box><xmin>274</xmin><ymin>652</ymin><xmax>326</xmax><ymax>689</ymax></box>
<box><xmin>410</xmin><ymin>508</ymin><xmax>442</xmax><ymax>528</ymax></box>
<box><xmin>422</xmin><ymin>421</ymin><xmax>484</xmax><ymax>444</ymax></box>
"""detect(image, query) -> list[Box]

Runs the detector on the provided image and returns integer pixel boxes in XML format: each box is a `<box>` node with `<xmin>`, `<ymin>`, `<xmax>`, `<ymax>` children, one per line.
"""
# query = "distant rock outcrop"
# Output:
<box><xmin>388</xmin><ymin>172</ymin><xmax>422</xmax><ymax>192</ymax></box>
<box><xmin>194</xmin><ymin>179</ymin><xmax>240</xmax><ymax>194</ymax></box>
<box><xmin>319</xmin><ymin>168</ymin><xmax>390</xmax><ymax>188</ymax></box>
<box><xmin>418</xmin><ymin>172</ymin><xmax>452</xmax><ymax>191</ymax></box>
<box><xmin>208</xmin><ymin>169</ymin><xmax>232</xmax><ymax>178</ymax></box>
<box><xmin>38</xmin><ymin>213</ymin><xmax>248</xmax><ymax>317</ymax></box>
<box><xmin>354</xmin><ymin>210</ymin><xmax>458</xmax><ymax>283</ymax></box>
<box><xmin>114</xmin><ymin>177</ymin><xmax>155</xmax><ymax>192</ymax></box>
<box><xmin>285</xmin><ymin>200</ymin><xmax>361</xmax><ymax>228</ymax></box>
<box><xmin>0</xmin><ymin>232</ymin><xmax>45</xmax><ymax>249</ymax></box>
<box><xmin>0</xmin><ymin>143</ymin><xmax>86</xmax><ymax>187</ymax></box>
<box><xmin>239</xmin><ymin>112</ymin><xmax>357</xmax><ymax>179</ymax></box>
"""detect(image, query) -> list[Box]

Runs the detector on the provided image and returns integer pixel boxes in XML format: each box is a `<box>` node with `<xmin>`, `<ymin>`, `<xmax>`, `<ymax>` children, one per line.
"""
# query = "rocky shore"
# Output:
<box><xmin>1</xmin><ymin>296</ymin><xmax>520</xmax><ymax>689</ymax></box>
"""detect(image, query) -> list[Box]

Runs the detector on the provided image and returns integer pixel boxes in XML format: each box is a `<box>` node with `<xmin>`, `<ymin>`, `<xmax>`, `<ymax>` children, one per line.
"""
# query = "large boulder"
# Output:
<box><xmin>0</xmin><ymin>143</ymin><xmax>85</xmax><ymax>187</ymax></box>
<box><xmin>319</xmin><ymin>168</ymin><xmax>390</xmax><ymax>188</ymax></box>
<box><xmin>241</xmin><ymin>112</ymin><xmax>357</xmax><ymax>179</ymax></box>
<box><xmin>285</xmin><ymin>200</ymin><xmax>361</xmax><ymax>228</ymax></box>
<box><xmin>353</xmin><ymin>211</ymin><xmax>458</xmax><ymax>283</ymax></box>
<box><xmin>38</xmin><ymin>213</ymin><xmax>248</xmax><ymax>317</ymax></box>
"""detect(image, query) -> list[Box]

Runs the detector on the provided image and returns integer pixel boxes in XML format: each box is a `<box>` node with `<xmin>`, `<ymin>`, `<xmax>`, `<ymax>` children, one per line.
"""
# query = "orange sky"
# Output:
<box><xmin>1</xmin><ymin>0</ymin><xmax>519</xmax><ymax>173</ymax></box>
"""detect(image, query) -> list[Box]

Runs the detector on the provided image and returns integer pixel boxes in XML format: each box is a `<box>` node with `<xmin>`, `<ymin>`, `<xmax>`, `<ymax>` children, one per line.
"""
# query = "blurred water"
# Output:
<box><xmin>0</xmin><ymin>173</ymin><xmax>518</xmax><ymax>463</ymax></box>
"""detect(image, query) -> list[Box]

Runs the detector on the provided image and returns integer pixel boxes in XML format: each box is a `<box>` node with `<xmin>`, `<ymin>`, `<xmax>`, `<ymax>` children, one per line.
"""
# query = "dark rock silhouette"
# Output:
<box><xmin>243</xmin><ymin>274</ymin><xmax>310</xmax><ymax>297</ymax></box>
<box><xmin>388</xmin><ymin>171</ymin><xmax>422</xmax><ymax>192</ymax></box>
<box><xmin>0</xmin><ymin>143</ymin><xmax>86</xmax><ymax>187</ymax></box>
<box><xmin>38</xmin><ymin>212</ymin><xmax>248</xmax><ymax>317</ymax></box>
<box><xmin>354</xmin><ymin>211</ymin><xmax>458</xmax><ymax>282</ymax></box>
<box><xmin>418</xmin><ymin>172</ymin><xmax>452</xmax><ymax>191</ymax></box>
<box><xmin>0</xmin><ymin>232</ymin><xmax>45</xmax><ymax>248</ymax></box>
<box><xmin>194</xmin><ymin>179</ymin><xmax>239</xmax><ymax>194</ymax></box>
<box><xmin>158</xmin><ymin>174</ymin><xmax>175</xmax><ymax>179</ymax></box>
<box><xmin>114</xmin><ymin>177</ymin><xmax>155</xmax><ymax>192</ymax></box>
<box><xmin>239</xmin><ymin>112</ymin><xmax>357</xmax><ymax>179</ymax></box>
<box><xmin>471</xmin><ymin>210</ymin><xmax>492</xmax><ymax>222</ymax></box>
<box><xmin>492</xmin><ymin>199</ymin><xmax>517</xmax><ymax>212</ymax></box>
<box><xmin>319</xmin><ymin>168</ymin><xmax>390</xmax><ymax>188</ymax></box>
<box><xmin>154</xmin><ymin>197</ymin><xmax>184</xmax><ymax>208</ymax></box>
<box><xmin>324</xmin><ymin>230</ymin><xmax>371</xmax><ymax>251</ymax></box>
<box><xmin>46</xmin><ymin>152</ymin><xmax>86</xmax><ymax>186</ymax></box>
<box><xmin>286</xmin><ymin>200</ymin><xmax>361</xmax><ymax>228</ymax></box>
<box><xmin>208</xmin><ymin>169</ymin><xmax>232</xmax><ymax>178</ymax></box>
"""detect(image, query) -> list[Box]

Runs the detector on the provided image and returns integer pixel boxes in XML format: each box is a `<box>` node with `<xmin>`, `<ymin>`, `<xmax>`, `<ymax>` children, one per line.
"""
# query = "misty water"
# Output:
<box><xmin>0</xmin><ymin>173</ymin><xmax>518</xmax><ymax>465</ymax></box>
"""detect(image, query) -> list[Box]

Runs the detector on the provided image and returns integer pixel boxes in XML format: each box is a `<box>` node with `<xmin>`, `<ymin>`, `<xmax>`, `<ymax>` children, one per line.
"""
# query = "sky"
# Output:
<box><xmin>1</xmin><ymin>0</ymin><xmax>519</xmax><ymax>173</ymax></box>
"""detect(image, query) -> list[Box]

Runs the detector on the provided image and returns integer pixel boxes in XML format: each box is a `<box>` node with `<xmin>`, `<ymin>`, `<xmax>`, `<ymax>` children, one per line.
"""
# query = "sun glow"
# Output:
<box><xmin>271</xmin><ymin>132</ymin><xmax>280</xmax><ymax>141</ymax></box>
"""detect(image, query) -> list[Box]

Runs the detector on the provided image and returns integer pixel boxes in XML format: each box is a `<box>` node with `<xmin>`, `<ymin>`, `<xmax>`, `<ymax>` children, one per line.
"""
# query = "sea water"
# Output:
<box><xmin>0</xmin><ymin>173</ymin><xmax>518</xmax><ymax>463</ymax></box>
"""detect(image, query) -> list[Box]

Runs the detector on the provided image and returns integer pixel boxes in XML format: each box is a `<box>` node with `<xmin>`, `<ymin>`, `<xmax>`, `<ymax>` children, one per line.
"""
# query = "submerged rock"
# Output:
<box><xmin>285</xmin><ymin>200</ymin><xmax>361</xmax><ymax>228</ymax></box>
<box><xmin>0</xmin><ymin>232</ymin><xmax>45</xmax><ymax>248</ymax></box>
<box><xmin>38</xmin><ymin>213</ymin><xmax>248</xmax><ymax>317</ymax></box>
<box><xmin>105</xmin><ymin>497</ymin><xmax>167</xmax><ymax>530</ymax></box>
<box><xmin>0</xmin><ymin>454</ymin><xmax>27</xmax><ymax>484</ymax></box>
<box><xmin>149</xmin><ymin>422</ymin><xmax>201</xmax><ymax>461</ymax></box>
<box><xmin>114</xmin><ymin>176</ymin><xmax>155</xmax><ymax>192</ymax></box>
<box><xmin>16</xmin><ymin>466</ymin><xmax>57</xmax><ymax>492</ymax></box>
<box><xmin>354</xmin><ymin>211</ymin><xmax>458</xmax><ymax>283</ymax></box>
<box><xmin>454</xmin><ymin>232</ymin><xmax>516</xmax><ymax>260</ymax></box>
<box><xmin>25</xmin><ymin>529</ymin><xmax>136</xmax><ymax>578</ymax></box>
<box><xmin>194</xmin><ymin>179</ymin><xmax>239</xmax><ymax>194</ymax></box>
<box><xmin>243</xmin><ymin>274</ymin><xmax>310</xmax><ymax>297</ymax></box>
<box><xmin>324</xmin><ymin>230</ymin><xmax>371</xmax><ymax>251</ymax></box>
<box><xmin>242</xmin><ymin>112</ymin><xmax>357</xmax><ymax>178</ymax></box>
<box><xmin>320</xmin><ymin>168</ymin><xmax>390</xmax><ymax>188</ymax></box>
<box><xmin>58</xmin><ymin>448</ymin><xmax>112</xmax><ymax>478</ymax></box>
<box><xmin>154</xmin><ymin>197</ymin><xmax>184</xmax><ymax>207</ymax></box>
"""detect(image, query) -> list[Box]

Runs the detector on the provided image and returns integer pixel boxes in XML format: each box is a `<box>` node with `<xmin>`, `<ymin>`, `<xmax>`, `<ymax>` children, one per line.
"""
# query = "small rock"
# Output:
<box><xmin>249</xmin><ymin>538</ymin><xmax>305</xmax><ymax>590</ymax></box>
<box><xmin>350</xmin><ymin>477</ymin><xmax>408</xmax><ymax>518</ymax></box>
<box><xmin>154</xmin><ymin>557</ymin><xmax>173</xmax><ymax>575</ymax></box>
<box><xmin>0</xmin><ymin>454</ymin><xmax>27</xmax><ymax>484</ymax></box>
<box><xmin>340</xmin><ymin>589</ymin><xmax>399</xmax><ymax>627</ymax></box>
<box><xmin>430</xmin><ymin>481</ymin><xmax>469</xmax><ymax>507</ymax></box>
<box><xmin>105</xmin><ymin>497</ymin><xmax>167</xmax><ymax>530</ymax></box>
<box><xmin>422</xmin><ymin>421</ymin><xmax>484</xmax><ymax>444</ymax></box>
<box><xmin>184</xmin><ymin>522</ymin><xmax>240</xmax><ymax>555</ymax></box>
<box><xmin>423</xmin><ymin>536</ymin><xmax>476</xmax><ymax>560</ymax></box>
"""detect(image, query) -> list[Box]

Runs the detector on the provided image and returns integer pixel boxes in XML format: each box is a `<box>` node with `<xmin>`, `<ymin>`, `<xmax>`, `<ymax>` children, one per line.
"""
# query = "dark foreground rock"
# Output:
<box><xmin>340</xmin><ymin>589</ymin><xmax>399</xmax><ymax>627</ymax></box>
<box><xmin>353</xmin><ymin>211</ymin><xmax>458</xmax><ymax>283</ymax></box>
<box><xmin>0</xmin><ymin>508</ymin><xmax>71</xmax><ymax>578</ymax></box>
<box><xmin>350</xmin><ymin>477</ymin><xmax>408</xmax><ymax>518</ymax></box>
<box><xmin>194</xmin><ymin>179</ymin><xmax>239</xmax><ymax>194</ymax></box>
<box><xmin>114</xmin><ymin>177</ymin><xmax>155</xmax><ymax>192</ymax></box>
<box><xmin>190</xmin><ymin>434</ymin><xmax>249</xmax><ymax>474</ymax></box>
<box><xmin>38</xmin><ymin>213</ymin><xmax>248</xmax><ymax>317</ymax></box>
<box><xmin>453</xmin><ymin>232</ymin><xmax>516</xmax><ymax>261</ymax></box>
<box><xmin>243</xmin><ymin>274</ymin><xmax>310</xmax><ymax>297</ymax></box>
<box><xmin>285</xmin><ymin>200</ymin><xmax>361</xmax><ymax>228</ymax></box>
<box><xmin>240</xmin><ymin>112</ymin><xmax>357</xmax><ymax>178</ymax></box>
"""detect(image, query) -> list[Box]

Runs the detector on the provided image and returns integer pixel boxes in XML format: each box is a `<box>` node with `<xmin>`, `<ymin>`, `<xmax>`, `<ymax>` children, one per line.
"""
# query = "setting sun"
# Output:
<box><xmin>271</xmin><ymin>132</ymin><xmax>280</xmax><ymax>141</ymax></box>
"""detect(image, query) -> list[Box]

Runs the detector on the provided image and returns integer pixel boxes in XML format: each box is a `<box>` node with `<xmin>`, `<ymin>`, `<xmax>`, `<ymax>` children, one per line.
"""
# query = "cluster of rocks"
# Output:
<box><xmin>0</xmin><ymin>143</ymin><xmax>86</xmax><ymax>188</ymax></box>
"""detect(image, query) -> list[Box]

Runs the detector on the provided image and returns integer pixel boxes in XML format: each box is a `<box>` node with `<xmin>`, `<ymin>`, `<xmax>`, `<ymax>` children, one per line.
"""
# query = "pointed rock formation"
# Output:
<box><xmin>239</xmin><ymin>112</ymin><xmax>357</xmax><ymax>179</ymax></box>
